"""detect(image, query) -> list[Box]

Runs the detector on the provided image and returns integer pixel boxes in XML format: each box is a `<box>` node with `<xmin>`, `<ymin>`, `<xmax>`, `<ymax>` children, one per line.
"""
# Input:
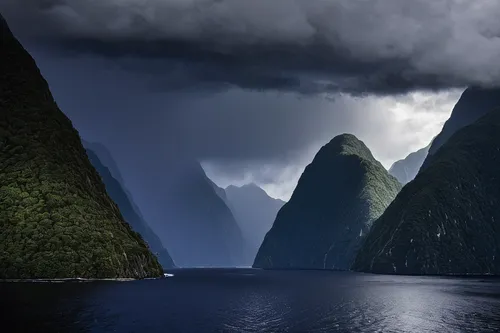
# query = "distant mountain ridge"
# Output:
<box><xmin>224</xmin><ymin>183</ymin><xmax>285</xmax><ymax>264</ymax></box>
<box><xmin>83</xmin><ymin>141</ymin><xmax>148</xmax><ymax>222</ymax></box>
<box><xmin>254</xmin><ymin>134</ymin><xmax>401</xmax><ymax>270</ymax></box>
<box><xmin>83</xmin><ymin>141</ymin><xmax>125</xmax><ymax>184</ymax></box>
<box><xmin>354</xmin><ymin>107</ymin><xmax>500</xmax><ymax>275</ymax></box>
<box><xmin>208</xmin><ymin>178</ymin><xmax>229</xmax><ymax>204</ymax></box>
<box><xmin>84</xmin><ymin>144</ymin><xmax>175</xmax><ymax>269</ymax></box>
<box><xmin>389</xmin><ymin>143</ymin><xmax>430</xmax><ymax>185</ymax></box>
<box><xmin>145</xmin><ymin>157</ymin><xmax>247</xmax><ymax>267</ymax></box>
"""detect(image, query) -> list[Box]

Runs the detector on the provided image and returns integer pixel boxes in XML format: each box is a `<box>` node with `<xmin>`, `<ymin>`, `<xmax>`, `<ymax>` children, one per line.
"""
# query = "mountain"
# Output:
<box><xmin>85</xmin><ymin>146</ymin><xmax>175</xmax><ymax>269</ymax></box>
<box><xmin>353</xmin><ymin>108</ymin><xmax>500</xmax><ymax>275</ymax></box>
<box><xmin>389</xmin><ymin>144</ymin><xmax>430</xmax><ymax>185</ymax></box>
<box><xmin>0</xmin><ymin>14</ymin><xmax>162</xmax><ymax>279</ymax></box>
<box><xmin>83</xmin><ymin>141</ymin><xmax>149</xmax><ymax>226</ymax></box>
<box><xmin>253</xmin><ymin>134</ymin><xmax>402</xmax><ymax>270</ymax></box>
<box><xmin>225</xmin><ymin>184</ymin><xmax>285</xmax><ymax>263</ymax></box>
<box><xmin>83</xmin><ymin>141</ymin><xmax>125</xmax><ymax>184</ymax></box>
<box><xmin>146</xmin><ymin>158</ymin><xmax>247</xmax><ymax>267</ymax></box>
<box><xmin>208</xmin><ymin>178</ymin><xmax>228</xmax><ymax>203</ymax></box>
<box><xmin>421</xmin><ymin>87</ymin><xmax>500</xmax><ymax>170</ymax></box>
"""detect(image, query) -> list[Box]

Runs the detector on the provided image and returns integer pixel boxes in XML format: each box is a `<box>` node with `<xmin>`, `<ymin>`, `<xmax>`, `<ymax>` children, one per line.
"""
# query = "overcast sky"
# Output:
<box><xmin>27</xmin><ymin>48</ymin><xmax>461</xmax><ymax>200</ymax></box>
<box><xmin>2</xmin><ymin>0</ymin><xmax>498</xmax><ymax>200</ymax></box>
<box><xmin>4</xmin><ymin>0</ymin><xmax>500</xmax><ymax>92</ymax></box>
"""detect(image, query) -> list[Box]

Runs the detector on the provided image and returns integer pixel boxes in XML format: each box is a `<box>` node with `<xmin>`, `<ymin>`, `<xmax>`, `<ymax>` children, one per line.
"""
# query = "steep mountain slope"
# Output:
<box><xmin>0</xmin><ymin>14</ymin><xmax>162</xmax><ymax>279</ymax></box>
<box><xmin>225</xmin><ymin>184</ymin><xmax>285</xmax><ymax>263</ymax></box>
<box><xmin>84</xmin><ymin>141</ymin><xmax>150</xmax><ymax>228</ymax></box>
<box><xmin>85</xmin><ymin>147</ymin><xmax>175</xmax><ymax>269</ymax></box>
<box><xmin>421</xmin><ymin>87</ymin><xmax>500</xmax><ymax>170</ymax></box>
<box><xmin>147</xmin><ymin>158</ymin><xmax>246</xmax><ymax>267</ymax></box>
<box><xmin>83</xmin><ymin>141</ymin><xmax>125</xmax><ymax>183</ymax></box>
<box><xmin>389</xmin><ymin>144</ymin><xmax>430</xmax><ymax>185</ymax></box>
<box><xmin>208</xmin><ymin>178</ymin><xmax>229</xmax><ymax>204</ymax></box>
<box><xmin>353</xmin><ymin>108</ymin><xmax>500</xmax><ymax>275</ymax></box>
<box><xmin>253</xmin><ymin>134</ymin><xmax>402</xmax><ymax>270</ymax></box>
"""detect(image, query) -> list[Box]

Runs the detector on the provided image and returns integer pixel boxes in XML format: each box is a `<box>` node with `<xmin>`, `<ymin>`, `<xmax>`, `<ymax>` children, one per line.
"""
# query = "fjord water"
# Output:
<box><xmin>2</xmin><ymin>269</ymin><xmax>500</xmax><ymax>333</ymax></box>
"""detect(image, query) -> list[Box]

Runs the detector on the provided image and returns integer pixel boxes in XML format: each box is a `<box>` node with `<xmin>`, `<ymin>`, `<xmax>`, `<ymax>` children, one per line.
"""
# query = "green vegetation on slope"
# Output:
<box><xmin>253</xmin><ymin>134</ymin><xmax>401</xmax><ymax>270</ymax></box>
<box><xmin>0</xmin><ymin>14</ymin><xmax>162</xmax><ymax>278</ymax></box>
<box><xmin>353</xmin><ymin>108</ymin><xmax>500</xmax><ymax>275</ymax></box>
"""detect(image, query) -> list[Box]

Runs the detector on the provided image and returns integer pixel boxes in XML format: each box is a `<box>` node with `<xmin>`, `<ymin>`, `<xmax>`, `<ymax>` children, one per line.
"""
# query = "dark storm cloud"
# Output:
<box><xmin>47</xmin><ymin>39</ymin><xmax>446</xmax><ymax>95</ymax></box>
<box><xmin>2</xmin><ymin>0</ymin><xmax>500</xmax><ymax>94</ymax></box>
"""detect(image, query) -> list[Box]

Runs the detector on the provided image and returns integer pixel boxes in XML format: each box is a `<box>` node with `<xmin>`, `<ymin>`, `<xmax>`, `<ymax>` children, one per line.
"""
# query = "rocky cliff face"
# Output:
<box><xmin>253</xmin><ymin>134</ymin><xmax>401</xmax><ymax>270</ymax></box>
<box><xmin>85</xmin><ymin>147</ymin><xmax>175</xmax><ymax>269</ymax></box>
<box><xmin>389</xmin><ymin>144</ymin><xmax>430</xmax><ymax>185</ymax></box>
<box><xmin>0</xmin><ymin>14</ymin><xmax>163</xmax><ymax>279</ymax></box>
<box><xmin>225</xmin><ymin>184</ymin><xmax>285</xmax><ymax>264</ymax></box>
<box><xmin>353</xmin><ymin>108</ymin><xmax>500</xmax><ymax>275</ymax></box>
<box><xmin>421</xmin><ymin>87</ymin><xmax>500</xmax><ymax>170</ymax></box>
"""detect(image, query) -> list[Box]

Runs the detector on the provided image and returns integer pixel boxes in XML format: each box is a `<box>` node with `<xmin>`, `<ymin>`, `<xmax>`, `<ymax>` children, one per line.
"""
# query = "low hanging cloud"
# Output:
<box><xmin>2</xmin><ymin>0</ymin><xmax>500</xmax><ymax>94</ymax></box>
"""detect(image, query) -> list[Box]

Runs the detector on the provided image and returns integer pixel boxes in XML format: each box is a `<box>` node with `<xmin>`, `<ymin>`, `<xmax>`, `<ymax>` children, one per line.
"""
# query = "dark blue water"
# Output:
<box><xmin>2</xmin><ymin>269</ymin><xmax>500</xmax><ymax>332</ymax></box>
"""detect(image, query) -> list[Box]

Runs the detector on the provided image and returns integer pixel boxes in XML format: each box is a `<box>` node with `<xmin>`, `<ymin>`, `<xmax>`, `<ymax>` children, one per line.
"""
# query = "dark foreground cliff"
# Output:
<box><xmin>421</xmin><ymin>87</ymin><xmax>500</xmax><ymax>170</ymax></box>
<box><xmin>253</xmin><ymin>134</ymin><xmax>401</xmax><ymax>270</ymax></box>
<box><xmin>0</xmin><ymin>15</ymin><xmax>163</xmax><ymax>278</ymax></box>
<box><xmin>353</xmin><ymin>108</ymin><xmax>500</xmax><ymax>275</ymax></box>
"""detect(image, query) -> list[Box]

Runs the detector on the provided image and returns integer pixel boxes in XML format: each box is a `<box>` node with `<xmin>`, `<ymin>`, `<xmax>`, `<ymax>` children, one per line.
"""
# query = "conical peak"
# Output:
<box><xmin>321</xmin><ymin>133</ymin><xmax>376</xmax><ymax>163</ymax></box>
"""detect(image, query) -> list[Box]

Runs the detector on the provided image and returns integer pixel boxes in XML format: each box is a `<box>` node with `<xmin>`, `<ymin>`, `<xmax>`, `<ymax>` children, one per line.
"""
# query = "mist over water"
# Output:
<box><xmin>2</xmin><ymin>269</ymin><xmax>500</xmax><ymax>333</ymax></box>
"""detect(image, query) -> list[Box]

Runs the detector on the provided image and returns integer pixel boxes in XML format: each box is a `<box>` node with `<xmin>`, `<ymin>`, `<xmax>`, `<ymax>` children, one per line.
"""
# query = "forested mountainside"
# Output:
<box><xmin>254</xmin><ymin>134</ymin><xmax>401</xmax><ymax>270</ymax></box>
<box><xmin>354</xmin><ymin>108</ymin><xmax>500</xmax><ymax>275</ymax></box>
<box><xmin>0</xmin><ymin>14</ymin><xmax>162</xmax><ymax>279</ymax></box>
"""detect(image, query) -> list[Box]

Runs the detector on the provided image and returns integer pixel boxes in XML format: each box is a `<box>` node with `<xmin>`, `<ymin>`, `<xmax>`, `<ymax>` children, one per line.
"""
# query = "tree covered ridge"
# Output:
<box><xmin>353</xmin><ymin>108</ymin><xmax>500</xmax><ymax>275</ymax></box>
<box><xmin>0</xmin><ymin>14</ymin><xmax>163</xmax><ymax>278</ymax></box>
<box><xmin>254</xmin><ymin>134</ymin><xmax>401</xmax><ymax>270</ymax></box>
<box><xmin>358</xmin><ymin>158</ymin><xmax>402</xmax><ymax>223</ymax></box>
<box><xmin>323</xmin><ymin>134</ymin><xmax>380</xmax><ymax>165</ymax></box>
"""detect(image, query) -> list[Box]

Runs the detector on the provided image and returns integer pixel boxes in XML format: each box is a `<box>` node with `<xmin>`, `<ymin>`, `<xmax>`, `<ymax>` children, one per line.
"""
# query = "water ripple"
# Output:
<box><xmin>1</xmin><ymin>269</ymin><xmax>499</xmax><ymax>333</ymax></box>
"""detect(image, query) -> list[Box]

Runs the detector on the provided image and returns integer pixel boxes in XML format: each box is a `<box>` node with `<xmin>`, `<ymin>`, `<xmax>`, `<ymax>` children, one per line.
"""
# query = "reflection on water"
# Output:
<box><xmin>1</xmin><ymin>269</ymin><xmax>500</xmax><ymax>332</ymax></box>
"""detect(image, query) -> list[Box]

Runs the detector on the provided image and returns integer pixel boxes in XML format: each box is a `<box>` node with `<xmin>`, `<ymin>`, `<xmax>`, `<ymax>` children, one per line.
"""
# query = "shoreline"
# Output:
<box><xmin>1</xmin><ymin>275</ymin><xmax>174</xmax><ymax>283</ymax></box>
<box><xmin>1</xmin><ymin>277</ymin><xmax>138</xmax><ymax>283</ymax></box>
<box><xmin>2</xmin><ymin>269</ymin><xmax>499</xmax><ymax>282</ymax></box>
<box><xmin>1</xmin><ymin>273</ymin><xmax>175</xmax><ymax>283</ymax></box>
